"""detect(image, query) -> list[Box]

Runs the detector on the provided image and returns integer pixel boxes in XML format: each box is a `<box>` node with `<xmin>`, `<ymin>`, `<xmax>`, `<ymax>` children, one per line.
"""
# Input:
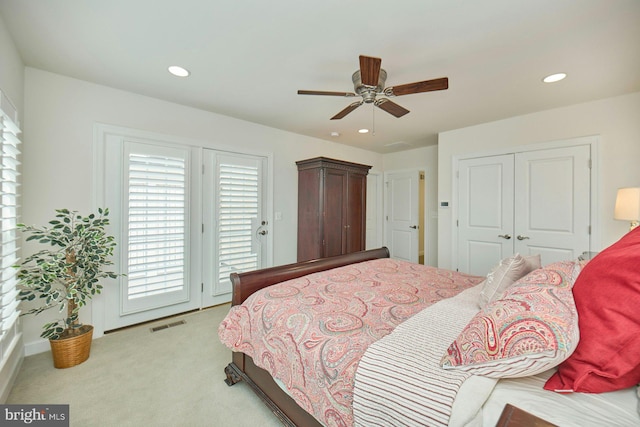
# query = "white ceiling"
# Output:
<box><xmin>1</xmin><ymin>0</ymin><xmax>639</xmax><ymax>153</ymax></box>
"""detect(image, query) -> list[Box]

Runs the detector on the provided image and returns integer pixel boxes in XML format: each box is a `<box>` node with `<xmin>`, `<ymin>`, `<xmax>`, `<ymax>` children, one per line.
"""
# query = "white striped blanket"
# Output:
<box><xmin>353</xmin><ymin>285</ymin><xmax>495</xmax><ymax>427</ymax></box>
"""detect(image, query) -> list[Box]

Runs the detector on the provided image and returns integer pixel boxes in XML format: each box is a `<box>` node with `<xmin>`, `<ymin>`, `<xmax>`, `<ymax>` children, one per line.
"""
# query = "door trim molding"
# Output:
<box><xmin>451</xmin><ymin>135</ymin><xmax>600</xmax><ymax>271</ymax></box>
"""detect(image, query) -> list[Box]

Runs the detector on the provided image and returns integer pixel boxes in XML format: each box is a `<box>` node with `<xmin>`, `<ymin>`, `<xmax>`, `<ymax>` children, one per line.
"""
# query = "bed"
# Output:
<box><xmin>219</xmin><ymin>229</ymin><xmax>640</xmax><ymax>427</ymax></box>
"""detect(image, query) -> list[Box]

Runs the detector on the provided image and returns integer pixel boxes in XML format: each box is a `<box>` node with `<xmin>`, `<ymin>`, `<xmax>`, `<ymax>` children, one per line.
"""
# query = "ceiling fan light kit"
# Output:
<box><xmin>298</xmin><ymin>55</ymin><xmax>448</xmax><ymax>120</ymax></box>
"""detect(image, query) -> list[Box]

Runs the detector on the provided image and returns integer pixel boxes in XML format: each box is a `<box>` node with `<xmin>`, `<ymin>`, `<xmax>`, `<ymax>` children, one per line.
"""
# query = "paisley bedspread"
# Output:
<box><xmin>218</xmin><ymin>258</ymin><xmax>483</xmax><ymax>427</ymax></box>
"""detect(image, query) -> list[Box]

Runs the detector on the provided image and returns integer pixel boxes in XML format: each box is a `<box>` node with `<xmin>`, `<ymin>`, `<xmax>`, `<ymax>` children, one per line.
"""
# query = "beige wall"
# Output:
<box><xmin>437</xmin><ymin>92</ymin><xmax>640</xmax><ymax>269</ymax></box>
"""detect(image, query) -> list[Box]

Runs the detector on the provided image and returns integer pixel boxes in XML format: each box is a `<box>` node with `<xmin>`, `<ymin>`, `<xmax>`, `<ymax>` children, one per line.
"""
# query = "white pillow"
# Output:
<box><xmin>478</xmin><ymin>253</ymin><xmax>540</xmax><ymax>309</ymax></box>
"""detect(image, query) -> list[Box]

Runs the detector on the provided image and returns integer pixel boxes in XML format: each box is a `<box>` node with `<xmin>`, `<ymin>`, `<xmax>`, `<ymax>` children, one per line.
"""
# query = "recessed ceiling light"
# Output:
<box><xmin>168</xmin><ymin>65</ymin><xmax>190</xmax><ymax>77</ymax></box>
<box><xmin>543</xmin><ymin>73</ymin><xmax>567</xmax><ymax>83</ymax></box>
<box><xmin>330</xmin><ymin>132</ymin><xmax>340</xmax><ymax>137</ymax></box>
<box><xmin>358</xmin><ymin>128</ymin><xmax>369</xmax><ymax>134</ymax></box>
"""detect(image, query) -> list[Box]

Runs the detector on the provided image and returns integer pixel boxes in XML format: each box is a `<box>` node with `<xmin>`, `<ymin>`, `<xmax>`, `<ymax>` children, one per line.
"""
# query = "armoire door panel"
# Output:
<box><xmin>324</xmin><ymin>169</ymin><xmax>348</xmax><ymax>257</ymax></box>
<box><xmin>297</xmin><ymin>168</ymin><xmax>324</xmax><ymax>261</ymax></box>
<box><xmin>346</xmin><ymin>173</ymin><xmax>367</xmax><ymax>253</ymax></box>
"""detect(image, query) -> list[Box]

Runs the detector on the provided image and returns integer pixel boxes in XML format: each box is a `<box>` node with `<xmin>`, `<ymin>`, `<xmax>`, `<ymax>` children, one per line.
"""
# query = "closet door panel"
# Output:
<box><xmin>514</xmin><ymin>145</ymin><xmax>591</xmax><ymax>265</ymax></box>
<box><xmin>457</xmin><ymin>155</ymin><xmax>515</xmax><ymax>276</ymax></box>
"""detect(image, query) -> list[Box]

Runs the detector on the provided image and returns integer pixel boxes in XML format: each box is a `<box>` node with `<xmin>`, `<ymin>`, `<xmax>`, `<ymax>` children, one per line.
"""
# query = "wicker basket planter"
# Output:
<box><xmin>49</xmin><ymin>325</ymin><xmax>94</xmax><ymax>369</ymax></box>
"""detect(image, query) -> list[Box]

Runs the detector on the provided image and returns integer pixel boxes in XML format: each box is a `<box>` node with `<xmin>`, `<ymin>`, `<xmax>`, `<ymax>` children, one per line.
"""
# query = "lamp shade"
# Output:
<box><xmin>614</xmin><ymin>187</ymin><xmax>640</xmax><ymax>221</ymax></box>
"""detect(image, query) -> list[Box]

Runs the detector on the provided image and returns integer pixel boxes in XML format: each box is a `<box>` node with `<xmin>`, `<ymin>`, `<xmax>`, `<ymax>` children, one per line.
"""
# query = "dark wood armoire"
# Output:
<box><xmin>296</xmin><ymin>157</ymin><xmax>372</xmax><ymax>262</ymax></box>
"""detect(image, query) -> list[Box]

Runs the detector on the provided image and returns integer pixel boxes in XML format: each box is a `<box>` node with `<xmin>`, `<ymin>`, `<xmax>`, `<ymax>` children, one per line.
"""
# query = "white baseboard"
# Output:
<box><xmin>0</xmin><ymin>332</ymin><xmax>24</xmax><ymax>403</ymax></box>
<box><xmin>24</xmin><ymin>339</ymin><xmax>50</xmax><ymax>357</ymax></box>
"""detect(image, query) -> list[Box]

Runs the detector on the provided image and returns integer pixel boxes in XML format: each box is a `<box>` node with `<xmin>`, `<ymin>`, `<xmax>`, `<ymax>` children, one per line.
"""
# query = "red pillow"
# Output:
<box><xmin>544</xmin><ymin>227</ymin><xmax>640</xmax><ymax>393</ymax></box>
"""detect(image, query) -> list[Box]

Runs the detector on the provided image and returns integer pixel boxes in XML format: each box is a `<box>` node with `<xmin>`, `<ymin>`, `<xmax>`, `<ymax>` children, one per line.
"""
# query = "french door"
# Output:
<box><xmin>201</xmin><ymin>150</ymin><xmax>269</xmax><ymax>308</ymax></box>
<box><xmin>98</xmin><ymin>126</ymin><xmax>270</xmax><ymax>331</ymax></box>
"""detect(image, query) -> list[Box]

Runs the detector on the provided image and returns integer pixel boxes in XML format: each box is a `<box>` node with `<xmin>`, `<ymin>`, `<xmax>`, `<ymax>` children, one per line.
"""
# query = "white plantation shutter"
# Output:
<box><xmin>0</xmin><ymin>90</ymin><xmax>21</xmax><ymax>358</ymax></box>
<box><xmin>217</xmin><ymin>161</ymin><xmax>259</xmax><ymax>282</ymax></box>
<box><xmin>124</xmin><ymin>143</ymin><xmax>189</xmax><ymax>311</ymax></box>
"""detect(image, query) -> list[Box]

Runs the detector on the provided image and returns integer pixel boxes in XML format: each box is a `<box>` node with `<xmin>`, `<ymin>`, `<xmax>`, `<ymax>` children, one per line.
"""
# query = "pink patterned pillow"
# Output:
<box><xmin>441</xmin><ymin>261</ymin><xmax>579</xmax><ymax>378</ymax></box>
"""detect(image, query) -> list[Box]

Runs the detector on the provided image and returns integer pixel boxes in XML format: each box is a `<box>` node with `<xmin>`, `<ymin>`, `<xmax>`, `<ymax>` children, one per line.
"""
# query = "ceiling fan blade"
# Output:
<box><xmin>359</xmin><ymin>55</ymin><xmax>382</xmax><ymax>87</ymax></box>
<box><xmin>331</xmin><ymin>101</ymin><xmax>363</xmax><ymax>120</ymax></box>
<box><xmin>375</xmin><ymin>99</ymin><xmax>410</xmax><ymax>118</ymax></box>
<box><xmin>298</xmin><ymin>90</ymin><xmax>356</xmax><ymax>97</ymax></box>
<box><xmin>386</xmin><ymin>77</ymin><xmax>449</xmax><ymax>96</ymax></box>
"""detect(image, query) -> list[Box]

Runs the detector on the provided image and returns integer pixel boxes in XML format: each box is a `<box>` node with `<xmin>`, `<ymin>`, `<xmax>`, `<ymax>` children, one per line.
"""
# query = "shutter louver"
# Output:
<box><xmin>0</xmin><ymin>89</ymin><xmax>21</xmax><ymax>357</ymax></box>
<box><xmin>218</xmin><ymin>163</ymin><xmax>259</xmax><ymax>282</ymax></box>
<box><xmin>127</xmin><ymin>152</ymin><xmax>186</xmax><ymax>299</ymax></box>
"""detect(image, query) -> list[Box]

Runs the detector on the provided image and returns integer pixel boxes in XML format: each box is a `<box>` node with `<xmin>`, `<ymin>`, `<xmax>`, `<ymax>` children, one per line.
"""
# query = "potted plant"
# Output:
<box><xmin>16</xmin><ymin>208</ymin><xmax>120</xmax><ymax>368</ymax></box>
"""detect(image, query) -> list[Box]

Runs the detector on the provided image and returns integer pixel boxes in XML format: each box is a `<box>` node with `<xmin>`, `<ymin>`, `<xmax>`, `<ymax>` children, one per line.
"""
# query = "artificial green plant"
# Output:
<box><xmin>16</xmin><ymin>208</ymin><xmax>119</xmax><ymax>339</ymax></box>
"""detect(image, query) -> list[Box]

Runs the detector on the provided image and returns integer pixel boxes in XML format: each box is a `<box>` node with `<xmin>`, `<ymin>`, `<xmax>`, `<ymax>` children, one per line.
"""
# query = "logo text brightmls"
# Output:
<box><xmin>1</xmin><ymin>405</ymin><xmax>69</xmax><ymax>426</ymax></box>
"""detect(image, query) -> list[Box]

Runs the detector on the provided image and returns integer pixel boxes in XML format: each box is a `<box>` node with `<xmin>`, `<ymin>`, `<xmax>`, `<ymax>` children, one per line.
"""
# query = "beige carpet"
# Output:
<box><xmin>7</xmin><ymin>304</ymin><xmax>283</xmax><ymax>427</ymax></box>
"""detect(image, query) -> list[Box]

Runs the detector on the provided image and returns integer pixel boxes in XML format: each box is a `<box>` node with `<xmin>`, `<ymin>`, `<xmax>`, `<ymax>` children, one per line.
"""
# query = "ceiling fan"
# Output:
<box><xmin>298</xmin><ymin>55</ymin><xmax>448</xmax><ymax>120</ymax></box>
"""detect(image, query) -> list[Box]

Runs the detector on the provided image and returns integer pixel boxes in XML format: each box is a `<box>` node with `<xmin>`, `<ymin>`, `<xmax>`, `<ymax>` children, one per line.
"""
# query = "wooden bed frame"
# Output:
<box><xmin>223</xmin><ymin>247</ymin><xmax>390</xmax><ymax>427</ymax></box>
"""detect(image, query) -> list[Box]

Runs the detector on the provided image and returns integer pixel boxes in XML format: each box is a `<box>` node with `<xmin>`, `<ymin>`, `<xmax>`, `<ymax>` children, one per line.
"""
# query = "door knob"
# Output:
<box><xmin>258</xmin><ymin>230</ymin><xmax>268</xmax><ymax>235</ymax></box>
<box><xmin>517</xmin><ymin>235</ymin><xmax>530</xmax><ymax>240</ymax></box>
<box><xmin>409</xmin><ymin>225</ymin><xmax>418</xmax><ymax>229</ymax></box>
<box><xmin>498</xmin><ymin>234</ymin><xmax>512</xmax><ymax>240</ymax></box>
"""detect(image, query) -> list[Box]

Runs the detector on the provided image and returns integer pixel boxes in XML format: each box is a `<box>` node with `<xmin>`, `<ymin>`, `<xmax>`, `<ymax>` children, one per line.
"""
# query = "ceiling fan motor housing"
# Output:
<box><xmin>352</xmin><ymin>69</ymin><xmax>387</xmax><ymax>103</ymax></box>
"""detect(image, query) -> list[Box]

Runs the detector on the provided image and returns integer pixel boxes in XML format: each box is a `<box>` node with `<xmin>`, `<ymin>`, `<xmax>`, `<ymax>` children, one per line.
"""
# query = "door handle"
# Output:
<box><xmin>517</xmin><ymin>235</ymin><xmax>530</xmax><ymax>240</ymax></box>
<box><xmin>409</xmin><ymin>225</ymin><xmax>418</xmax><ymax>229</ymax></box>
<box><xmin>258</xmin><ymin>230</ymin><xmax>268</xmax><ymax>235</ymax></box>
<box><xmin>498</xmin><ymin>234</ymin><xmax>511</xmax><ymax>240</ymax></box>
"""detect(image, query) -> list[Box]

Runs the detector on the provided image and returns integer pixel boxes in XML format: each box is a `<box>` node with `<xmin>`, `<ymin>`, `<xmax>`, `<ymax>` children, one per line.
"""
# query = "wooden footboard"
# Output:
<box><xmin>224</xmin><ymin>247</ymin><xmax>390</xmax><ymax>426</ymax></box>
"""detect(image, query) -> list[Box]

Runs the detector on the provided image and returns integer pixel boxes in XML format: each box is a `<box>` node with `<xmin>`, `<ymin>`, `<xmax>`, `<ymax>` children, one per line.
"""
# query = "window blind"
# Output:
<box><xmin>0</xmin><ymin>90</ymin><xmax>21</xmax><ymax>358</ymax></box>
<box><xmin>217</xmin><ymin>162</ymin><xmax>259</xmax><ymax>282</ymax></box>
<box><xmin>126</xmin><ymin>152</ymin><xmax>186</xmax><ymax>300</ymax></box>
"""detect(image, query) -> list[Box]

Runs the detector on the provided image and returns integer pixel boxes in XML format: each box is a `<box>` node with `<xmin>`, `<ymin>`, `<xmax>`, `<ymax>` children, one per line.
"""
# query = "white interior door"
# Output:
<box><xmin>456</xmin><ymin>144</ymin><xmax>592</xmax><ymax>275</ymax></box>
<box><xmin>514</xmin><ymin>146</ymin><xmax>591</xmax><ymax>264</ymax></box>
<box><xmin>386</xmin><ymin>171</ymin><xmax>419</xmax><ymax>263</ymax></box>
<box><xmin>457</xmin><ymin>155</ymin><xmax>515</xmax><ymax>276</ymax></box>
<box><xmin>202</xmin><ymin>150</ymin><xmax>269</xmax><ymax>308</ymax></box>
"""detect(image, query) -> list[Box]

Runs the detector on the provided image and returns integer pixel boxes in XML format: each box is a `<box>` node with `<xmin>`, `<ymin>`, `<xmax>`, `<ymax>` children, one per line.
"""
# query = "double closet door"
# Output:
<box><xmin>457</xmin><ymin>144</ymin><xmax>591</xmax><ymax>276</ymax></box>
